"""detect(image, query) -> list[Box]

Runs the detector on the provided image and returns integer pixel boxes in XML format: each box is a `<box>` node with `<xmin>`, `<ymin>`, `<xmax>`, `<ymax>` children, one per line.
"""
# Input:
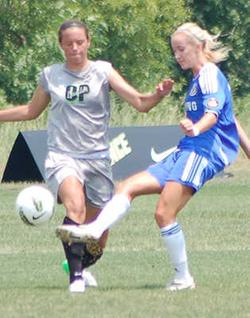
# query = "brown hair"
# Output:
<box><xmin>58</xmin><ymin>20</ymin><xmax>89</xmax><ymax>43</ymax></box>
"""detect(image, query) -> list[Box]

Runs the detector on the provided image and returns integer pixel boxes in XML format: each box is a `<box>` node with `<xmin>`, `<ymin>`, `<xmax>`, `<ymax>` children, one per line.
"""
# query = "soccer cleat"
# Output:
<box><xmin>55</xmin><ymin>225</ymin><xmax>101</xmax><ymax>256</ymax></box>
<box><xmin>56</xmin><ymin>225</ymin><xmax>80</xmax><ymax>243</ymax></box>
<box><xmin>166</xmin><ymin>276</ymin><xmax>195</xmax><ymax>291</ymax></box>
<box><xmin>62</xmin><ymin>260</ymin><xmax>98</xmax><ymax>287</ymax></box>
<box><xmin>69</xmin><ymin>278</ymin><xmax>86</xmax><ymax>293</ymax></box>
<box><xmin>82</xmin><ymin>270</ymin><xmax>98</xmax><ymax>288</ymax></box>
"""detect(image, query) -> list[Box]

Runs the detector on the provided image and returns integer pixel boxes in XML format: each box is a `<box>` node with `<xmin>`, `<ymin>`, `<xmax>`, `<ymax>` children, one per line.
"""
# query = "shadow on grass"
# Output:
<box><xmin>1</xmin><ymin>283</ymin><xmax>164</xmax><ymax>291</ymax></box>
<box><xmin>97</xmin><ymin>283</ymin><xmax>163</xmax><ymax>291</ymax></box>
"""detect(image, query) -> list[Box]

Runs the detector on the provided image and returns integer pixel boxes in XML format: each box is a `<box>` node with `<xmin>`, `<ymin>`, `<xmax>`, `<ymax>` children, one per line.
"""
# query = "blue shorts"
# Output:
<box><xmin>147</xmin><ymin>149</ymin><xmax>223</xmax><ymax>192</ymax></box>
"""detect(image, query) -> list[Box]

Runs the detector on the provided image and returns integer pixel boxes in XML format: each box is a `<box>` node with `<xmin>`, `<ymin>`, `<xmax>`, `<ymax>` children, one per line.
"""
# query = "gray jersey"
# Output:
<box><xmin>40</xmin><ymin>60</ymin><xmax>112</xmax><ymax>159</ymax></box>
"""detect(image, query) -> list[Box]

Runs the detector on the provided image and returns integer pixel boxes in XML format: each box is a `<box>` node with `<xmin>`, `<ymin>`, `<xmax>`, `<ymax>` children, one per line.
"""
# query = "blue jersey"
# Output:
<box><xmin>178</xmin><ymin>62</ymin><xmax>239</xmax><ymax>168</ymax></box>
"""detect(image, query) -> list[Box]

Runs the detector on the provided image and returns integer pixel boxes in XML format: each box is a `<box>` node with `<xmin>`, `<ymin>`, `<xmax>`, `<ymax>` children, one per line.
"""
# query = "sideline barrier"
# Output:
<box><xmin>1</xmin><ymin>126</ymin><xmax>182</xmax><ymax>182</ymax></box>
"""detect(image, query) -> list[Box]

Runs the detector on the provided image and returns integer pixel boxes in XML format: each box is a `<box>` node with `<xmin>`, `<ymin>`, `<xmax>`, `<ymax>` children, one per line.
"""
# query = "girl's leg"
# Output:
<box><xmin>58</xmin><ymin>176</ymin><xmax>87</xmax><ymax>292</ymax></box>
<box><xmin>155</xmin><ymin>181</ymin><xmax>195</xmax><ymax>290</ymax></box>
<box><xmin>56</xmin><ymin>170</ymin><xmax>162</xmax><ymax>241</ymax></box>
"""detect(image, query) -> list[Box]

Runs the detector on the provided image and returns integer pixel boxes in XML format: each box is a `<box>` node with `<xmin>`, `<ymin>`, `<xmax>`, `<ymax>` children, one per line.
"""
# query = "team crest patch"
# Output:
<box><xmin>207</xmin><ymin>97</ymin><xmax>219</xmax><ymax>108</ymax></box>
<box><xmin>189</xmin><ymin>84</ymin><xmax>198</xmax><ymax>97</ymax></box>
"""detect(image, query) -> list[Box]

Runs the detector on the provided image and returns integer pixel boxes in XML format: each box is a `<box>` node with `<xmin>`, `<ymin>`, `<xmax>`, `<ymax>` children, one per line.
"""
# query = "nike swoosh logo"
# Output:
<box><xmin>150</xmin><ymin>146</ymin><xmax>177</xmax><ymax>163</ymax></box>
<box><xmin>32</xmin><ymin>212</ymin><xmax>46</xmax><ymax>220</ymax></box>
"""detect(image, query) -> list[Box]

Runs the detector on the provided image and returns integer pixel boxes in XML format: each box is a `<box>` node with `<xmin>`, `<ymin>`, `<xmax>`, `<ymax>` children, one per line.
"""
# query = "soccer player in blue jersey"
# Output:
<box><xmin>0</xmin><ymin>20</ymin><xmax>174</xmax><ymax>293</ymax></box>
<box><xmin>57</xmin><ymin>22</ymin><xmax>250</xmax><ymax>291</ymax></box>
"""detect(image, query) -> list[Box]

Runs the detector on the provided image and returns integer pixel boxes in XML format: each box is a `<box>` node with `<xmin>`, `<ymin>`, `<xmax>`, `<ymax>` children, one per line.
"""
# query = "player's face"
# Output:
<box><xmin>171</xmin><ymin>32</ymin><xmax>202</xmax><ymax>74</ymax></box>
<box><xmin>60</xmin><ymin>27</ymin><xmax>90</xmax><ymax>67</ymax></box>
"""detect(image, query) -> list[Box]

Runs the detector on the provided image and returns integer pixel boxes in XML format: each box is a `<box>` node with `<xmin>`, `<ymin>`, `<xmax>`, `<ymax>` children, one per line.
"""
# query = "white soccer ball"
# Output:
<box><xmin>16</xmin><ymin>185</ymin><xmax>55</xmax><ymax>226</ymax></box>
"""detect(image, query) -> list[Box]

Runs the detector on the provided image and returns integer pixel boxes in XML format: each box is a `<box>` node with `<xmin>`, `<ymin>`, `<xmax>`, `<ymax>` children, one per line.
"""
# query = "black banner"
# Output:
<box><xmin>2</xmin><ymin>125</ymin><xmax>182</xmax><ymax>182</ymax></box>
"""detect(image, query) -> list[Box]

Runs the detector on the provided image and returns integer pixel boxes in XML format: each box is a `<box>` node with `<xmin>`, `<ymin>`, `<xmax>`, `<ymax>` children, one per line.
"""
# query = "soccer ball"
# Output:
<box><xmin>16</xmin><ymin>185</ymin><xmax>55</xmax><ymax>226</ymax></box>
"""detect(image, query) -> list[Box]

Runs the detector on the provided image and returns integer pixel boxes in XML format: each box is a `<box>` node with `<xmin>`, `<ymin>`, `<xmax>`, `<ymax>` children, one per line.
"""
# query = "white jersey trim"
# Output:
<box><xmin>199</xmin><ymin>63</ymin><xmax>219</xmax><ymax>95</ymax></box>
<box><xmin>181</xmin><ymin>152</ymin><xmax>208</xmax><ymax>187</ymax></box>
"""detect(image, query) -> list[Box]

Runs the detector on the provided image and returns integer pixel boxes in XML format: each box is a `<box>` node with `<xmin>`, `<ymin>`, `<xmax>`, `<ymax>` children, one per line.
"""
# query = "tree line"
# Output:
<box><xmin>0</xmin><ymin>0</ymin><xmax>249</xmax><ymax>106</ymax></box>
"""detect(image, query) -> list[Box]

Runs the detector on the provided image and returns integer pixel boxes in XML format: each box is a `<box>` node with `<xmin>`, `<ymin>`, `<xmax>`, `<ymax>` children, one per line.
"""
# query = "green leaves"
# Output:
<box><xmin>187</xmin><ymin>0</ymin><xmax>250</xmax><ymax>98</ymax></box>
<box><xmin>0</xmin><ymin>0</ymin><xmax>248</xmax><ymax>106</ymax></box>
<box><xmin>0</xmin><ymin>0</ymin><xmax>189</xmax><ymax>104</ymax></box>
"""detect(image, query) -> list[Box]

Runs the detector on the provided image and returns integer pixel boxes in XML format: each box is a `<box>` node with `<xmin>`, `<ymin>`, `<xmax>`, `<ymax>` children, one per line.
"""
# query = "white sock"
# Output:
<box><xmin>160</xmin><ymin>222</ymin><xmax>191</xmax><ymax>280</ymax></box>
<box><xmin>87</xmin><ymin>194</ymin><xmax>130</xmax><ymax>238</ymax></box>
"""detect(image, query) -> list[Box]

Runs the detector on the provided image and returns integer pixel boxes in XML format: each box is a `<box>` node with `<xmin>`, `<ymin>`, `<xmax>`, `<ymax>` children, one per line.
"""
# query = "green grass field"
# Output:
<box><xmin>0</xmin><ymin>160</ymin><xmax>250</xmax><ymax>318</ymax></box>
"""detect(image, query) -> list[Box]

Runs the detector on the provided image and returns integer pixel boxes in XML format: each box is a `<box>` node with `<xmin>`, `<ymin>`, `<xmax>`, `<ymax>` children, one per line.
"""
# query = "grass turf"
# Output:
<box><xmin>0</xmin><ymin>164</ymin><xmax>250</xmax><ymax>318</ymax></box>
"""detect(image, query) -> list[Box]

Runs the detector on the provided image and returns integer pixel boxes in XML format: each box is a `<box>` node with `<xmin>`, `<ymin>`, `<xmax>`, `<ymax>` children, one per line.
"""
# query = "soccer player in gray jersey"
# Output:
<box><xmin>0</xmin><ymin>20</ymin><xmax>174</xmax><ymax>293</ymax></box>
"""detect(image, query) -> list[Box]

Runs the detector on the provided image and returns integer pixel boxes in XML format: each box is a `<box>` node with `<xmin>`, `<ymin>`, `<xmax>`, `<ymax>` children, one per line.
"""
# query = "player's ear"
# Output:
<box><xmin>197</xmin><ymin>41</ymin><xmax>204</xmax><ymax>51</ymax></box>
<box><xmin>59</xmin><ymin>41</ymin><xmax>64</xmax><ymax>51</ymax></box>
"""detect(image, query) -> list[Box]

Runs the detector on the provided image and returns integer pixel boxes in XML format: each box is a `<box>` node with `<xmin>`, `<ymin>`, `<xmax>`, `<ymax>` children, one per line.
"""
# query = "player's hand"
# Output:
<box><xmin>180</xmin><ymin>118</ymin><xmax>198</xmax><ymax>137</ymax></box>
<box><xmin>156</xmin><ymin>79</ymin><xmax>174</xmax><ymax>97</ymax></box>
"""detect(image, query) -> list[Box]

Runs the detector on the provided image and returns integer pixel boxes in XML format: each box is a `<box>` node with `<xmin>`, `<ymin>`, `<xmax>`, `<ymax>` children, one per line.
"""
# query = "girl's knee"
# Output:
<box><xmin>116</xmin><ymin>181</ymin><xmax>135</xmax><ymax>200</ymax></box>
<box><xmin>65</xmin><ymin>199</ymin><xmax>86</xmax><ymax>224</ymax></box>
<box><xmin>155</xmin><ymin>208</ymin><xmax>176</xmax><ymax>228</ymax></box>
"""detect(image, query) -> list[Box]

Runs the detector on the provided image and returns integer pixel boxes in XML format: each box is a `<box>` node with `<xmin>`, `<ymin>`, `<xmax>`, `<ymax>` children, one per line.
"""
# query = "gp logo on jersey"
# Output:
<box><xmin>65</xmin><ymin>85</ymin><xmax>90</xmax><ymax>102</ymax></box>
<box><xmin>189</xmin><ymin>84</ymin><xmax>198</xmax><ymax>97</ymax></box>
<box><xmin>207</xmin><ymin>97</ymin><xmax>219</xmax><ymax>108</ymax></box>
